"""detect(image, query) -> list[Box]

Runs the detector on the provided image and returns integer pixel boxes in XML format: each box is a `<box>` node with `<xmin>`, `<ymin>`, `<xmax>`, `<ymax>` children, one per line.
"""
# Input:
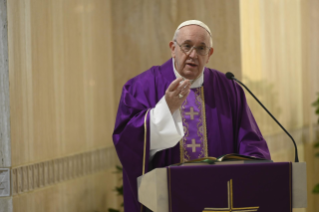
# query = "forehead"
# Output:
<box><xmin>177</xmin><ymin>25</ymin><xmax>210</xmax><ymax>45</ymax></box>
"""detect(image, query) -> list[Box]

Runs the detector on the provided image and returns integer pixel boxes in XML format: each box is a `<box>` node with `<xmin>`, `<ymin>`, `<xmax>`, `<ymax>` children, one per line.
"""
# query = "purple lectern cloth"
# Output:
<box><xmin>168</xmin><ymin>163</ymin><xmax>292</xmax><ymax>212</ymax></box>
<box><xmin>113</xmin><ymin>59</ymin><xmax>270</xmax><ymax>212</ymax></box>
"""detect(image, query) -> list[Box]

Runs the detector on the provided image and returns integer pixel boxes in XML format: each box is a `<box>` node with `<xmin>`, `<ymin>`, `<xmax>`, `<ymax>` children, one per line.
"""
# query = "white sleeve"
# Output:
<box><xmin>149</xmin><ymin>96</ymin><xmax>184</xmax><ymax>158</ymax></box>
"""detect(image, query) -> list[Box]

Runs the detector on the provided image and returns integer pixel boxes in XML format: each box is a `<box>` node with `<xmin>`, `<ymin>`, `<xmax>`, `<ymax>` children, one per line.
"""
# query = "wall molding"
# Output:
<box><xmin>11</xmin><ymin>146</ymin><xmax>119</xmax><ymax>196</ymax></box>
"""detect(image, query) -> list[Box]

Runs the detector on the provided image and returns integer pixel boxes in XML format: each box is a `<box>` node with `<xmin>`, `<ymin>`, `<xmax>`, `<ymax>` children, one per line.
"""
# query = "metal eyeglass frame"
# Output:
<box><xmin>174</xmin><ymin>39</ymin><xmax>211</xmax><ymax>56</ymax></box>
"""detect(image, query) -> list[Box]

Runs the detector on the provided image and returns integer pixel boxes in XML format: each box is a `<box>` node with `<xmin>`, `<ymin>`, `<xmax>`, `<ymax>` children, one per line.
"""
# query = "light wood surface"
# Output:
<box><xmin>8</xmin><ymin>0</ymin><xmax>114</xmax><ymax>167</ymax></box>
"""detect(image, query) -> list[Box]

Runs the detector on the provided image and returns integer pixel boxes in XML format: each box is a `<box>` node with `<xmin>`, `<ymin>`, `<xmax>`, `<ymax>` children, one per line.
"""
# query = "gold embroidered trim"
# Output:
<box><xmin>140</xmin><ymin>109</ymin><xmax>151</xmax><ymax>212</ymax></box>
<box><xmin>168</xmin><ymin>167</ymin><xmax>173</xmax><ymax>212</ymax></box>
<box><xmin>230</xmin><ymin>179</ymin><xmax>233</xmax><ymax>209</ymax></box>
<box><xmin>179</xmin><ymin>137</ymin><xmax>184</xmax><ymax>163</ymax></box>
<box><xmin>200</xmin><ymin>87</ymin><xmax>208</xmax><ymax>157</ymax></box>
<box><xmin>194</xmin><ymin>88</ymin><xmax>205</xmax><ymax>158</ymax></box>
<box><xmin>179</xmin><ymin>107</ymin><xmax>184</xmax><ymax>163</ymax></box>
<box><xmin>179</xmin><ymin>98</ymin><xmax>190</xmax><ymax>163</ymax></box>
<box><xmin>142</xmin><ymin>109</ymin><xmax>150</xmax><ymax>175</ymax></box>
<box><xmin>289</xmin><ymin>162</ymin><xmax>292</xmax><ymax>212</ymax></box>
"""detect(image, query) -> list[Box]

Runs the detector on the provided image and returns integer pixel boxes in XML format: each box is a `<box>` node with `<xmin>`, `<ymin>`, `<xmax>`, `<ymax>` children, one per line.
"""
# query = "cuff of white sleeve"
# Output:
<box><xmin>150</xmin><ymin>96</ymin><xmax>184</xmax><ymax>151</ymax></box>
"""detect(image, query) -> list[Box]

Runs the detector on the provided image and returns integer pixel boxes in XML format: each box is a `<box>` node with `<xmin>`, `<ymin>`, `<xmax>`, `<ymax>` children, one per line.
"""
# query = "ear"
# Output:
<box><xmin>169</xmin><ymin>41</ymin><xmax>176</xmax><ymax>58</ymax></box>
<box><xmin>206</xmin><ymin>47</ymin><xmax>214</xmax><ymax>63</ymax></box>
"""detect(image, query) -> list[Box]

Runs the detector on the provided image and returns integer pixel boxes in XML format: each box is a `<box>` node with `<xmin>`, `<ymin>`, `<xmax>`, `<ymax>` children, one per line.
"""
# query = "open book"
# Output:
<box><xmin>174</xmin><ymin>153</ymin><xmax>273</xmax><ymax>166</ymax></box>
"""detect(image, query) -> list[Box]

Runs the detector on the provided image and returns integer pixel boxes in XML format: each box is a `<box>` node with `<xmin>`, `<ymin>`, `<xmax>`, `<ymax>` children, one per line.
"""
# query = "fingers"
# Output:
<box><xmin>165</xmin><ymin>78</ymin><xmax>191</xmax><ymax>114</ymax></box>
<box><xmin>167</xmin><ymin>77</ymin><xmax>184</xmax><ymax>92</ymax></box>
<box><xmin>174</xmin><ymin>80</ymin><xmax>191</xmax><ymax>96</ymax></box>
<box><xmin>181</xmin><ymin>89</ymin><xmax>191</xmax><ymax>101</ymax></box>
<box><xmin>179</xmin><ymin>83</ymin><xmax>191</xmax><ymax>97</ymax></box>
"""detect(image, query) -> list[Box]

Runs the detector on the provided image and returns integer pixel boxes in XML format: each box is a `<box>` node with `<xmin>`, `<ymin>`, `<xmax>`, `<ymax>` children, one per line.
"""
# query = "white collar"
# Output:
<box><xmin>172</xmin><ymin>58</ymin><xmax>204</xmax><ymax>88</ymax></box>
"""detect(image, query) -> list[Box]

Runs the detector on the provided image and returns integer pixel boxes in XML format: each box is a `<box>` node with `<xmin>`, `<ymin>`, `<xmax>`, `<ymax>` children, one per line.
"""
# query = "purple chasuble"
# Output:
<box><xmin>113</xmin><ymin>59</ymin><xmax>270</xmax><ymax>212</ymax></box>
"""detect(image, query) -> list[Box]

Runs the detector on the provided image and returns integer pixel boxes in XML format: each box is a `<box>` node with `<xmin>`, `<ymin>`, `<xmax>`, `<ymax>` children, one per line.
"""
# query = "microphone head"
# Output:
<box><xmin>225</xmin><ymin>72</ymin><xmax>235</xmax><ymax>79</ymax></box>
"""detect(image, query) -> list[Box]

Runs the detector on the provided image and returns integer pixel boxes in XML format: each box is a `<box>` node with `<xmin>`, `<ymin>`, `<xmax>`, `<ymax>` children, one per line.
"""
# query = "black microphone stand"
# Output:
<box><xmin>225</xmin><ymin>72</ymin><xmax>299</xmax><ymax>163</ymax></box>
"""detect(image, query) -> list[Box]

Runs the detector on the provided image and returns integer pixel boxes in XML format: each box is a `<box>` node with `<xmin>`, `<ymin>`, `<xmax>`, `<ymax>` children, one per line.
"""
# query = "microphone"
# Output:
<box><xmin>225</xmin><ymin>72</ymin><xmax>234</xmax><ymax>79</ymax></box>
<box><xmin>225</xmin><ymin>72</ymin><xmax>299</xmax><ymax>163</ymax></box>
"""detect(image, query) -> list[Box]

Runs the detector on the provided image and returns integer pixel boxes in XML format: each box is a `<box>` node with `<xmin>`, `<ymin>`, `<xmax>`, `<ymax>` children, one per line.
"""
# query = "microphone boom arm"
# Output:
<box><xmin>230</xmin><ymin>76</ymin><xmax>299</xmax><ymax>163</ymax></box>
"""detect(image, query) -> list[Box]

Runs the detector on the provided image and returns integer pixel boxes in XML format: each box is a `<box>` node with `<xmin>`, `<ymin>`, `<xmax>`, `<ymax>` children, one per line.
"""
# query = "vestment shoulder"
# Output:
<box><xmin>205</xmin><ymin>68</ymin><xmax>244</xmax><ymax>94</ymax></box>
<box><xmin>124</xmin><ymin>66</ymin><xmax>159</xmax><ymax>91</ymax></box>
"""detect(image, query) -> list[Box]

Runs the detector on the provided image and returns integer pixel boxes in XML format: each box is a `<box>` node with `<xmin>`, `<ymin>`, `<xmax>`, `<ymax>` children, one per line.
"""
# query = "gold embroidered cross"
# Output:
<box><xmin>203</xmin><ymin>179</ymin><xmax>259</xmax><ymax>212</ymax></box>
<box><xmin>187</xmin><ymin>139</ymin><xmax>201</xmax><ymax>152</ymax></box>
<box><xmin>185</xmin><ymin>107</ymin><xmax>199</xmax><ymax>120</ymax></box>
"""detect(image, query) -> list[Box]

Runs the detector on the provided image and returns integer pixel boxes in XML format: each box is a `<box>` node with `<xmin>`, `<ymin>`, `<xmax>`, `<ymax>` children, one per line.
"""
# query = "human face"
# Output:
<box><xmin>169</xmin><ymin>25</ymin><xmax>214</xmax><ymax>80</ymax></box>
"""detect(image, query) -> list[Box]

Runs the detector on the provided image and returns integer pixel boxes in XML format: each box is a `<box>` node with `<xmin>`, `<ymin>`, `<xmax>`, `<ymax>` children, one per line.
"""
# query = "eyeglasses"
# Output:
<box><xmin>174</xmin><ymin>40</ymin><xmax>211</xmax><ymax>56</ymax></box>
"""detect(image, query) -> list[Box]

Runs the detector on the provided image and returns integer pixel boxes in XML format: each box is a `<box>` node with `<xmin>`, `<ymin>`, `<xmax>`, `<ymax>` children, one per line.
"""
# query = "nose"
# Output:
<box><xmin>188</xmin><ymin>47</ymin><xmax>198</xmax><ymax>58</ymax></box>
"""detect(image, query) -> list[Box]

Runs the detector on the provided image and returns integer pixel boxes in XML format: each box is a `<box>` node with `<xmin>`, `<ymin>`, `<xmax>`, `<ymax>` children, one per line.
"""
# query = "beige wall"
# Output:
<box><xmin>2</xmin><ymin>0</ymin><xmax>318</xmax><ymax>211</ymax></box>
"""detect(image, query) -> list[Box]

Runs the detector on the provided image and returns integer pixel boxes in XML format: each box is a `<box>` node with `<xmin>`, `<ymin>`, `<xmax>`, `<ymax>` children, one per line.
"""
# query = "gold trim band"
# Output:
<box><xmin>200</xmin><ymin>86</ymin><xmax>208</xmax><ymax>157</ymax></box>
<box><xmin>169</xmin><ymin>167</ymin><xmax>173</xmax><ymax>212</ymax></box>
<box><xmin>289</xmin><ymin>162</ymin><xmax>292</xmax><ymax>212</ymax></box>
<box><xmin>142</xmin><ymin>109</ymin><xmax>150</xmax><ymax>175</ymax></box>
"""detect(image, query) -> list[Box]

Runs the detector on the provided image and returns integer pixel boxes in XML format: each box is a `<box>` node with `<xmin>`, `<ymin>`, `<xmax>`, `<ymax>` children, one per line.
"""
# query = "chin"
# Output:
<box><xmin>182</xmin><ymin>70</ymin><xmax>200</xmax><ymax>80</ymax></box>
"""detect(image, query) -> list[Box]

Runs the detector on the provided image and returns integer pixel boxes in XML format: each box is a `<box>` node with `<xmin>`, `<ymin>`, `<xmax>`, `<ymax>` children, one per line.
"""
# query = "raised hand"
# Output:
<box><xmin>165</xmin><ymin>77</ymin><xmax>191</xmax><ymax>114</ymax></box>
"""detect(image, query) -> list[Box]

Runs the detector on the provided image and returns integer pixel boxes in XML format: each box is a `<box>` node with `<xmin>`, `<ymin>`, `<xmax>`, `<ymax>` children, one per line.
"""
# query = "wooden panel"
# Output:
<box><xmin>111</xmin><ymin>0</ymin><xmax>242</xmax><ymax>108</ymax></box>
<box><xmin>8</xmin><ymin>0</ymin><xmax>114</xmax><ymax>167</ymax></box>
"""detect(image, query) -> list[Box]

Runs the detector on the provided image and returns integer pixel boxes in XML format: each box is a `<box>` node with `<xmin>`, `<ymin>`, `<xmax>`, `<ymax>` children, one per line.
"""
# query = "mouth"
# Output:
<box><xmin>186</xmin><ymin>62</ymin><xmax>198</xmax><ymax>68</ymax></box>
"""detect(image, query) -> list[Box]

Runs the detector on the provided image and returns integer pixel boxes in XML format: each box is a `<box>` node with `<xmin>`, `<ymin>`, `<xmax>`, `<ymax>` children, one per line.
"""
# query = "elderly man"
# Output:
<box><xmin>113</xmin><ymin>20</ymin><xmax>270</xmax><ymax>212</ymax></box>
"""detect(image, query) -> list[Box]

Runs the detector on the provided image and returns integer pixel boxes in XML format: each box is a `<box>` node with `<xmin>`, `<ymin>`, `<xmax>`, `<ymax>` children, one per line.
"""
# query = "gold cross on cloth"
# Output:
<box><xmin>185</xmin><ymin>107</ymin><xmax>199</xmax><ymax>120</ymax></box>
<box><xmin>203</xmin><ymin>179</ymin><xmax>259</xmax><ymax>212</ymax></box>
<box><xmin>187</xmin><ymin>139</ymin><xmax>201</xmax><ymax>152</ymax></box>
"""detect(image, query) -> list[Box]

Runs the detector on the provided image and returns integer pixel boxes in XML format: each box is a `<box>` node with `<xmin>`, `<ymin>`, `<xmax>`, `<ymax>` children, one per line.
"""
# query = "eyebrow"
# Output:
<box><xmin>183</xmin><ymin>40</ymin><xmax>207</xmax><ymax>46</ymax></box>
